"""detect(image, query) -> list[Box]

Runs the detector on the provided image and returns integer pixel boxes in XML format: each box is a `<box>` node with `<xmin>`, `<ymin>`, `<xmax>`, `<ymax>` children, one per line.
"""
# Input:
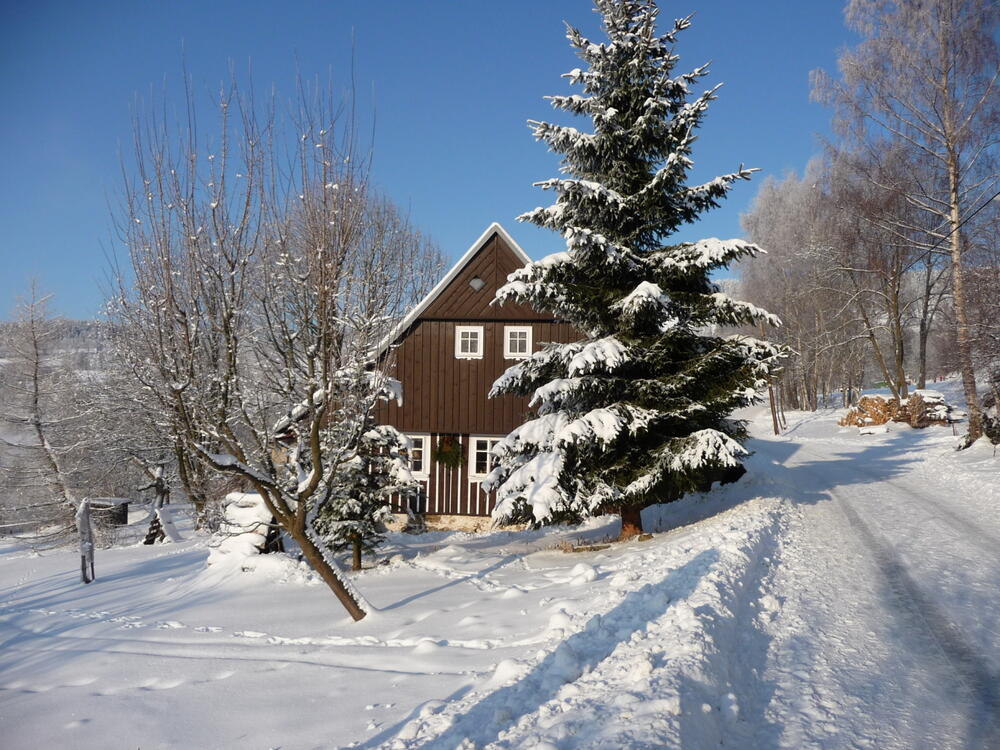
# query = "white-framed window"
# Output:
<box><xmin>455</xmin><ymin>325</ymin><xmax>484</xmax><ymax>359</ymax></box>
<box><xmin>504</xmin><ymin>325</ymin><xmax>533</xmax><ymax>359</ymax></box>
<box><xmin>469</xmin><ymin>436</ymin><xmax>502</xmax><ymax>478</ymax></box>
<box><xmin>405</xmin><ymin>433</ymin><xmax>430</xmax><ymax>478</ymax></box>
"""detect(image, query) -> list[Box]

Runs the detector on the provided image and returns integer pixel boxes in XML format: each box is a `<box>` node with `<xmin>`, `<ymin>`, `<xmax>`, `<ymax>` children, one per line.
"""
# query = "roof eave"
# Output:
<box><xmin>374</xmin><ymin>222</ymin><xmax>532</xmax><ymax>357</ymax></box>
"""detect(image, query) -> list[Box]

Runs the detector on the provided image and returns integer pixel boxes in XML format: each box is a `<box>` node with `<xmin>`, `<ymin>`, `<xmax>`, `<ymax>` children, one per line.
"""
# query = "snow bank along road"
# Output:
<box><xmin>0</xmin><ymin>406</ymin><xmax>997</xmax><ymax>749</ymax></box>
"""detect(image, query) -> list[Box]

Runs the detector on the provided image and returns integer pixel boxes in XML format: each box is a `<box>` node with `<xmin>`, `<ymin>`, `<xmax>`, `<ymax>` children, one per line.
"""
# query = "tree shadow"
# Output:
<box><xmin>375</xmin><ymin>554</ymin><xmax>520</xmax><ymax>611</ymax></box>
<box><xmin>356</xmin><ymin>549</ymin><xmax>719</xmax><ymax>749</ymax></box>
<box><xmin>0</xmin><ymin>547</ymin><xmax>218</xmax><ymax>676</ymax></box>
<box><xmin>748</xmin><ymin>428</ymin><xmax>923</xmax><ymax>505</ymax></box>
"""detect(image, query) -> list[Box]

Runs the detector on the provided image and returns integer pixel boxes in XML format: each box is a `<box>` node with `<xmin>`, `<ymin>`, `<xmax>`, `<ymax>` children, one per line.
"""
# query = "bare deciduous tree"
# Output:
<box><xmin>110</xmin><ymin>76</ymin><xmax>441</xmax><ymax>620</ymax></box>
<box><xmin>813</xmin><ymin>0</ymin><xmax>1000</xmax><ymax>441</ymax></box>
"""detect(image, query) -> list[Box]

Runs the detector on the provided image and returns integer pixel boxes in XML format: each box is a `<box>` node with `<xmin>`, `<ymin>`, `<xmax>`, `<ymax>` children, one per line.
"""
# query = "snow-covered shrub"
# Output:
<box><xmin>208</xmin><ymin>492</ymin><xmax>275</xmax><ymax>568</ymax></box>
<box><xmin>313</xmin><ymin>423</ymin><xmax>416</xmax><ymax>570</ymax></box>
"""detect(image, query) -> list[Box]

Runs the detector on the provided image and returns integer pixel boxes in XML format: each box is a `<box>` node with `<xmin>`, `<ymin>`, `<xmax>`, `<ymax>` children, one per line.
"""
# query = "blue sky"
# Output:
<box><xmin>0</xmin><ymin>1</ymin><xmax>853</xmax><ymax>319</ymax></box>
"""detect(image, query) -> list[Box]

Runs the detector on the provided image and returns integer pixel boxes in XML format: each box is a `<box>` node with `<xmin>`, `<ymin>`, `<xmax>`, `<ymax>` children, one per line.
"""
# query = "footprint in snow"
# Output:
<box><xmin>234</xmin><ymin>630</ymin><xmax>268</xmax><ymax>639</ymax></box>
<box><xmin>20</xmin><ymin>684</ymin><xmax>54</xmax><ymax>693</ymax></box>
<box><xmin>568</xmin><ymin>563</ymin><xmax>598</xmax><ymax>585</ymax></box>
<box><xmin>138</xmin><ymin>677</ymin><xmax>186</xmax><ymax>690</ymax></box>
<box><xmin>156</xmin><ymin>621</ymin><xmax>186</xmax><ymax>629</ymax></box>
<box><xmin>194</xmin><ymin>625</ymin><xmax>224</xmax><ymax>633</ymax></box>
<box><xmin>63</xmin><ymin>676</ymin><xmax>98</xmax><ymax>687</ymax></box>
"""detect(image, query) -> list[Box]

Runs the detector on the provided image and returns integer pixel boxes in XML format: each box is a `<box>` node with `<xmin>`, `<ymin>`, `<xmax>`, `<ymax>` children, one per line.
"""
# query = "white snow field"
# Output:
<box><xmin>2</xmin><ymin>392</ymin><xmax>998</xmax><ymax>749</ymax></box>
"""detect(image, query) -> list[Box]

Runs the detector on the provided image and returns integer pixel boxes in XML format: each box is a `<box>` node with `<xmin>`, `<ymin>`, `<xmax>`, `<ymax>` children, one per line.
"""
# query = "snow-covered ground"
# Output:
<box><xmin>1</xmin><ymin>387</ymin><xmax>998</xmax><ymax>749</ymax></box>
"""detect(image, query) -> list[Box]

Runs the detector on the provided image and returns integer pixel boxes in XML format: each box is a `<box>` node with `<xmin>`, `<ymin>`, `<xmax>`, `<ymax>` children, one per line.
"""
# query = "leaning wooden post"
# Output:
<box><xmin>76</xmin><ymin>498</ymin><xmax>95</xmax><ymax>584</ymax></box>
<box><xmin>141</xmin><ymin>463</ymin><xmax>171</xmax><ymax>545</ymax></box>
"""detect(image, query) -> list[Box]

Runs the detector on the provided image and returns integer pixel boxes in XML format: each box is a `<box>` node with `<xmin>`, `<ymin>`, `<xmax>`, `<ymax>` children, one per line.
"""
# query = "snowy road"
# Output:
<box><xmin>752</xmin><ymin>413</ymin><xmax>1000</xmax><ymax>749</ymax></box>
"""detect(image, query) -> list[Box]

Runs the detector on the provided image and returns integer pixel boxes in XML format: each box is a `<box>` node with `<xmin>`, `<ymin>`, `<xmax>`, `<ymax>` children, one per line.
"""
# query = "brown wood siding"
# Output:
<box><xmin>379</xmin><ymin>320</ymin><xmax>578</xmax><ymax>434</ymax></box>
<box><xmin>389</xmin><ymin>432</ymin><xmax>503</xmax><ymax>517</ymax></box>
<box><xmin>379</xmin><ymin>227</ymin><xmax>582</xmax><ymax>515</ymax></box>
<box><xmin>421</xmin><ymin>234</ymin><xmax>553</xmax><ymax>321</ymax></box>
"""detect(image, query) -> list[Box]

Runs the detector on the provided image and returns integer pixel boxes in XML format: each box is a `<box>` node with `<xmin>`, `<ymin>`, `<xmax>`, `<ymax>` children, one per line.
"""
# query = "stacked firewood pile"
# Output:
<box><xmin>839</xmin><ymin>390</ymin><xmax>961</xmax><ymax>429</ymax></box>
<box><xmin>839</xmin><ymin>395</ymin><xmax>900</xmax><ymax>427</ymax></box>
<box><xmin>982</xmin><ymin>379</ymin><xmax>1000</xmax><ymax>445</ymax></box>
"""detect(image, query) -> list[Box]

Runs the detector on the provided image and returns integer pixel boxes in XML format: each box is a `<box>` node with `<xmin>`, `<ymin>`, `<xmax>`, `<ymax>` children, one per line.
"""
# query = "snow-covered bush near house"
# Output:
<box><xmin>206</xmin><ymin>492</ymin><xmax>274</xmax><ymax>568</ymax></box>
<box><xmin>312</xmin><ymin>422</ymin><xmax>417</xmax><ymax>570</ymax></box>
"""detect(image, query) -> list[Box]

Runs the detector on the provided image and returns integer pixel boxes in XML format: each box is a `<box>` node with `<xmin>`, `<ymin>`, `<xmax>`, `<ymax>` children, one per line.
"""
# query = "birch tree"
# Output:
<box><xmin>814</xmin><ymin>0</ymin><xmax>1000</xmax><ymax>441</ymax></box>
<box><xmin>0</xmin><ymin>288</ymin><xmax>78</xmax><ymax>541</ymax></box>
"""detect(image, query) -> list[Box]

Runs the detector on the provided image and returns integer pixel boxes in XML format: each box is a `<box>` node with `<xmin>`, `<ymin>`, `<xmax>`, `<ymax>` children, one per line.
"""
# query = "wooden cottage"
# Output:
<box><xmin>377</xmin><ymin>223</ymin><xmax>578</xmax><ymax>517</ymax></box>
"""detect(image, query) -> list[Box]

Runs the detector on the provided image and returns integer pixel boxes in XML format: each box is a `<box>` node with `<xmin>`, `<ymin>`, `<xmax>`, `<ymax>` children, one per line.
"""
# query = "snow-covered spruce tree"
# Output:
<box><xmin>312</xmin><ymin>366</ymin><xmax>417</xmax><ymax>571</ymax></box>
<box><xmin>484</xmin><ymin>1</ymin><xmax>783</xmax><ymax>539</ymax></box>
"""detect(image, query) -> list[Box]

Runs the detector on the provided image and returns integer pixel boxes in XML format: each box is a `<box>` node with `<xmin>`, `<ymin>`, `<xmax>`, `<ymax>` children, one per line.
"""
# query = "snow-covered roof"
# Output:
<box><xmin>376</xmin><ymin>222</ymin><xmax>532</xmax><ymax>356</ymax></box>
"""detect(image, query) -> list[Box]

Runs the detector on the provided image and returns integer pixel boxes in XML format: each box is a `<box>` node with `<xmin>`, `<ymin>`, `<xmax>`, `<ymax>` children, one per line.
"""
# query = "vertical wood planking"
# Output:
<box><xmin>375</xmin><ymin>231</ymin><xmax>584</xmax><ymax>514</ymax></box>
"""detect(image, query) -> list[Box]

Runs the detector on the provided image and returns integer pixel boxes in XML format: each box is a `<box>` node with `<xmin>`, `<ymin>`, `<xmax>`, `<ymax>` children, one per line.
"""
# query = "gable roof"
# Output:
<box><xmin>377</xmin><ymin>222</ymin><xmax>534</xmax><ymax>354</ymax></box>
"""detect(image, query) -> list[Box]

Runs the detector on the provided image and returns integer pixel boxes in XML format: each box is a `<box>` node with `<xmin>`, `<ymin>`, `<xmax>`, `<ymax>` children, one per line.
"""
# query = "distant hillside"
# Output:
<box><xmin>0</xmin><ymin>320</ymin><xmax>110</xmax><ymax>521</ymax></box>
<box><xmin>0</xmin><ymin>319</ymin><xmax>108</xmax><ymax>370</ymax></box>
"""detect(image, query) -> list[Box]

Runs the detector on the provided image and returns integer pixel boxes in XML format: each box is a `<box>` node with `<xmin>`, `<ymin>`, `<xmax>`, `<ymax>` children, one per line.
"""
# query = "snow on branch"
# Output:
<box><xmin>490</xmin><ymin>452</ymin><xmax>568</xmax><ymax>525</ymax></box>
<box><xmin>529</xmin><ymin>121</ymin><xmax>598</xmax><ymax>158</ymax></box>
<box><xmin>534</xmin><ymin>178</ymin><xmax>627</xmax><ymax>209</ymax></box>
<box><xmin>668</xmin><ymin>428</ymin><xmax>748</xmax><ymax>471</ymax></box>
<box><xmin>657</xmin><ymin>238</ymin><xmax>762</xmax><ymax>271</ymax></box>
<box><xmin>707</xmin><ymin>293</ymin><xmax>782</xmax><ymax>328</ymax></box>
<box><xmin>677</xmin><ymin>166</ymin><xmax>757</xmax><ymax>212</ymax></box>
<box><xmin>566</xmin><ymin>336</ymin><xmax>630</xmax><ymax>377</ymax></box>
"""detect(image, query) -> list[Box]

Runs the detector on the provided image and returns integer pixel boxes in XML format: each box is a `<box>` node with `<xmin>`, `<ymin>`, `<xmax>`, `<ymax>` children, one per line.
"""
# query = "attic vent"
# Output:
<box><xmin>469</xmin><ymin>276</ymin><xmax>486</xmax><ymax>291</ymax></box>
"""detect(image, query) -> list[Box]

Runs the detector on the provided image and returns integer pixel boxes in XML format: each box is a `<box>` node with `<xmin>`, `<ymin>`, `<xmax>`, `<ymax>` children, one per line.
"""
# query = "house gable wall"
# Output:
<box><xmin>377</xmin><ymin>225</ymin><xmax>579</xmax><ymax>515</ymax></box>
<box><xmin>378</xmin><ymin>229</ymin><xmax>578</xmax><ymax>435</ymax></box>
<box><xmin>420</xmin><ymin>233</ymin><xmax>551</xmax><ymax>321</ymax></box>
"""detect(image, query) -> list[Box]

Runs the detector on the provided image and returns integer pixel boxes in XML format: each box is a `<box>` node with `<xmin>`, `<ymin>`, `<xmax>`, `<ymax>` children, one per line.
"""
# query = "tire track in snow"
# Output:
<box><xmin>755</xmin><ymin>434</ymin><xmax>1000</xmax><ymax>747</ymax></box>
<box><xmin>833</xmin><ymin>494</ymin><xmax>1000</xmax><ymax>746</ymax></box>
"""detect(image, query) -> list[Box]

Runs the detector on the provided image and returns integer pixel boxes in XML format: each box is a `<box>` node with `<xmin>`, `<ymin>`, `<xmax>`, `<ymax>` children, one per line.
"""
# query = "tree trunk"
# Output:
<box><xmin>890</xmin><ymin>277</ymin><xmax>908</xmax><ymax>399</ymax></box>
<box><xmin>351</xmin><ymin>534</ymin><xmax>362</xmax><ymax>572</ymax></box>
<box><xmin>948</xmin><ymin>151</ymin><xmax>982</xmax><ymax>442</ymax></box>
<box><xmin>618</xmin><ymin>506</ymin><xmax>644</xmax><ymax>540</ymax></box>
<box><xmin>294</xmin><ymin>527</ymin><xmax>367</xmax><ymax>621</ymax></box>
<box><xmin>917</xmin><ymin>315</ymin><xmax>929</xmax><ymax>390</ymax></box>
<box><xmin>850</xmin><ymin>274</ymin><xmax>899</xmax><ymax>401</ymax></box>
<box><xmin>768</xmin><ymin>381</ymin><xmax>781</xmax><ymax>435</ymax></box>
<box><xmin>76</xmin><ymin>499</ymin><xmax>95</xmax><ymax>584</ymax></box>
